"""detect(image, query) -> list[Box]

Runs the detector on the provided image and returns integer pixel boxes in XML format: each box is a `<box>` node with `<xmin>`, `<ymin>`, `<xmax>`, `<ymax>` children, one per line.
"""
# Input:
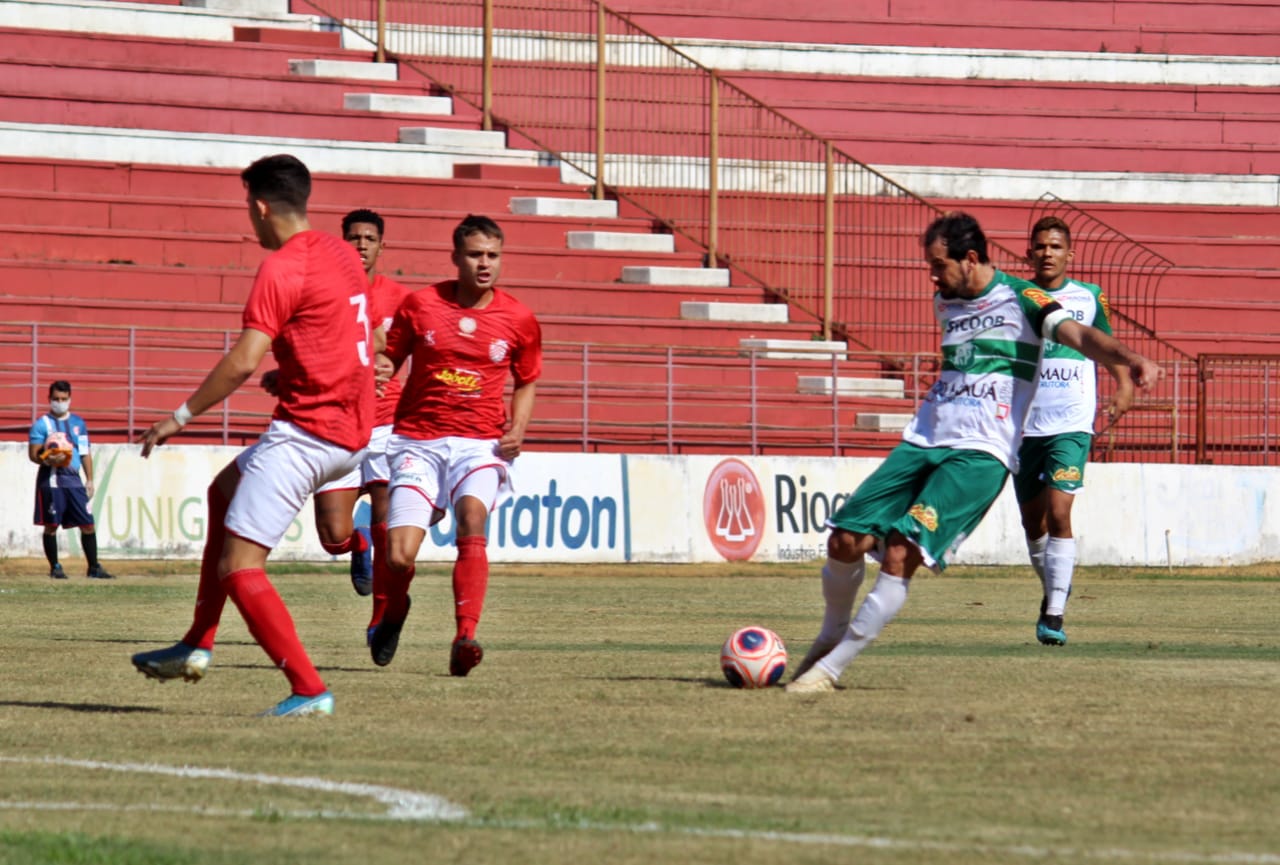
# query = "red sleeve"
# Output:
<box><xmin>383</xmin><ymin>298</ymin><xmax>417</xmax><ymax>367</ymax></box>
<box><xmin>511</xmin><ymin>307</ymin><xmax>542</xmax><ymax>387</ymax></box>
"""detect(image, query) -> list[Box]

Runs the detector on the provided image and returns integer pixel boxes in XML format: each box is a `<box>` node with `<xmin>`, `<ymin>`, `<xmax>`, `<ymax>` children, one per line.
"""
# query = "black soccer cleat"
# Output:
<box><xmin>370</xmin><ymin>596</ymin><xmax>411</xmax><ymax>667</ymax></box>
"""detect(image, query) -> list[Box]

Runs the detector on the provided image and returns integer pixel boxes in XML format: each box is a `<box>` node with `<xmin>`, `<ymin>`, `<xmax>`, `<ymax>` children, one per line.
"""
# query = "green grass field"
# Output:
<box><xmin>0</xmin><ymin>558</ymin><xmax>1276</xmax><ymax>864</ymax></box>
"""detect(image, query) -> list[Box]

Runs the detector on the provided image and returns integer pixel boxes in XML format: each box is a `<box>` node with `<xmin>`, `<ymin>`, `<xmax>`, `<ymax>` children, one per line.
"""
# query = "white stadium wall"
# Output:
<box><xmin>1</xmin><ymin>443</ymin><xmax>1276</xmax><ymax>566</ymax></box>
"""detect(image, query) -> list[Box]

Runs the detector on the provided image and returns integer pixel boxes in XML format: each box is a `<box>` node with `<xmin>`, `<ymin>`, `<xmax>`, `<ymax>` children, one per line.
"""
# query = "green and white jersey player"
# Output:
<box><xmin>1016</xmin><ymin>216</ymin><xmax>1134</xmax><ymax>648</ymax></box>
<box><xmin>786</xmin><ymin>212</ymin><xmax>1162</xmax><ymax>695</ymax></box>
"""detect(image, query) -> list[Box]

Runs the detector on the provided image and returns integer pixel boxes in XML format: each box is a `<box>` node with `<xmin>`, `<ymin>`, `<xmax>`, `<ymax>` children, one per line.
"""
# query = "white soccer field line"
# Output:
<box><xmin>1</xmin><ymin>755</ymin><xmax>1277</xmax><ymax>865</ymax></box>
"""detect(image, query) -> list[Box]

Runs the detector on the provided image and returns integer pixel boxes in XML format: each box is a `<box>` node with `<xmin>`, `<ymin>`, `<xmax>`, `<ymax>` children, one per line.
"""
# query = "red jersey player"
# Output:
<box><xmin>372</xmin><ymin>214</ymin><xmax>542</xmax><ymax>676</ymax></box>
<box><xmin>312</xmin><ymin>209</ymin><xmax>412</xmax><ymax>632</ymax></box>
<box><xmin>132</xmin><ymin>154</ymin><xmax>376</xmax><ymax>717</ymax></box>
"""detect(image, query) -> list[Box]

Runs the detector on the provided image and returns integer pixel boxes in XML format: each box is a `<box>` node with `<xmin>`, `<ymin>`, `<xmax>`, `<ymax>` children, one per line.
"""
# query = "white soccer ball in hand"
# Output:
<box><xmin>720</xmin><ymin>626</ymin><xmax>787</xmax><ymax>689</ymax></box>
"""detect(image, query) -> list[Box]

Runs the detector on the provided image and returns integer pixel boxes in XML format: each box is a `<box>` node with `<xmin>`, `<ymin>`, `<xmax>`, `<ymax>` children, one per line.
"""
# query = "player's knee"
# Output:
<box><xmin>386</xmin><ymin>546</ymin><xmax>414</xmax><ymax>573</ymax></box>
<box><xmin>827</xmin><ymin>529</ymin><xmax>867</xmax><ymax>561</ymax></box>
<box><xmin>315</xmin><ymin>520</ymin><xmax>350</xmax><ymax>547</ymax></box>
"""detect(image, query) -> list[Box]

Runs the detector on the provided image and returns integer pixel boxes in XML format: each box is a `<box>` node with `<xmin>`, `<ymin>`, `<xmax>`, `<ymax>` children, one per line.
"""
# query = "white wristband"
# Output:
<box><xmin>173</xmin><ymin>402</ymin><xmax>194</xmax><ymax>427</ymax></box>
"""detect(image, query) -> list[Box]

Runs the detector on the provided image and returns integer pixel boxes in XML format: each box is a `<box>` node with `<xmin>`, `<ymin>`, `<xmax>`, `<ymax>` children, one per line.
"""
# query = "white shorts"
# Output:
<box><xmin>386</xmin><ymin>434</ymin><xmax>514</xmax><ymax>530</ymax></box>
<box><xmin>316</xmin><ymin>423</ymin><xmax>393</xmax><ymax>494</ymax></box>
<box><xmin>226</xmin><ymin>420</ymin><xmax>365</xmax><ymax>548</ymax></box>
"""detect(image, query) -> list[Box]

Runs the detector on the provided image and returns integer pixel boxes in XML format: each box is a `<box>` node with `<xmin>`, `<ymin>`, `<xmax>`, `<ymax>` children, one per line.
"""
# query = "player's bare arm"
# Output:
<box><xmin>1054</xmin><ymin>319</ymin><xmax>1163</xmax><ymax>390</ymax></box>
<box><xmin>497</xmin><ymin>381</ymin><xmax>536</xmax><ymax>460</ymax></box>
<box><xmin>139</xmin><ymin>328</ymin><xmax>273</xmax><ymax>457</ymax></box>
<box><xmin>1103</xmin><ymin>360</ymin><xmax>1135</xmax><ymax>421</ymax></box>
<box><xmin>83</xmin><ymin>453</ymin><xmax>95</xmax><ymax>499</ymax></box>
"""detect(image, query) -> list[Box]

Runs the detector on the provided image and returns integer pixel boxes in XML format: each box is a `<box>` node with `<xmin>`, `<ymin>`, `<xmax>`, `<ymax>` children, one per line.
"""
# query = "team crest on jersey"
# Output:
<box><xmin>488</xmin><ymin>339</ymin><xmax>510</xmax><ymax>363</ymax></box>
<box><xmin>1022</xmin><ymin>288</ymin><xmax>1055</xmax><ymax>307</ymax></box>
<box><xmin>459</xmin><ymin>316</ymin><xmax>478</xmax><ymax>337</ymax></box>
<box><xmin>423</xmin><ymin>330</ymin><xmax>436</xmax><ymax>347</ymax></box>
<box><xmin>908</xmin><ymin>504</ymin><xmax>939</xmax><ymax>532</ymax></box>
<box><xmin>951</xmin><ymin>342</ymin><xmax>975</xmax><ymax>370</ymax></box>
<box><xmin>1052</xmin><ymin>466</ymin><xmax>1082</xmax><ymax>482</ymax></box>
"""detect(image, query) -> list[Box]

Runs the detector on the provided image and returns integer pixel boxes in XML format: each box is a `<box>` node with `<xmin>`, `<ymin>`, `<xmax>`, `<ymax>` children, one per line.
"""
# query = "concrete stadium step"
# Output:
<box><xmin>0</xmin><ymin>225</ymin><xmax>708</xmax><ymax>280</ymax></box>
<box><xmin>622</xmin><ymin>266</ymin><xmax>730</xmax><ymax>287</ymax></box>
<box><xmin>855</xmin><ymin>412</ymin><xmax>913</xmax><ymax>433</ymax></box>
<box><xmin>0</xmin><ymin>188</ymin><xmax>666</xmax><ymax>250</ymax></box>
<box><xmin>935</xmin><ymin>199</ymin><xmax>1280</xmax><ymax>286</ymax></box>
<box><xmin>0</xmin><ymin>292</ymin><xmax>815</xmax><ymax>347</ymax></box>
<box><xmin>0</xmin><ymin>258</ymin><xmax>776</xmax><ymax>319</ymax></box>
<box><xmin>680</xmin><ymin>302</ymin><xmax>788</xmax><ymax>324</ymax></box>
<box><xmin>739</xmin><ymin>338</ymin><xmax>848</xmax><ymax>361</ymax></box>
<box><xmin>727</xmin><ymin>72</ymin><xmax>1280</xmax><ymax>122</ymax></box>
<box><xmin>606</xmin><ymin>0</ymin><xmax>1280</xmax><ymax>56</ymax></box>
<box><xmin>0</xmin><ymin>91</ymin><xmax>481</xmax><ymax>145</ymax></box>
<box><xmin>0</xmin><ymin>155</ymin><xmax>614</xmax><ymax>218</ymax></box>
<box><xmin>288</xmin><ymin>58</ymin><xmax>397</xmax><ymax>82</ymax></box>
<box><xmin>0</xmin><ymin>120</ymin><xmax>545</xmax><ymax>180</ymax></box>
<box><xmin>511</xmin><ymin>197</ymin><xmax>619</xmax><ymax>219</ymax></box>
<box><xmin>797</xmin><ymin>376</ymin><xmax>906</xmax><ymax>399</ymax></box>
<box><xmin>345</xmin><ymin>93</ymin><xmax>454</xmax><ymax>115</ymax></box>
<box><xmin>0</xmin><ymin>24</ymin><xmax>363</xmax><ymax>77</ymax></box>
<box><xmin>5</xmin><ymin>0</ymin><xmax>325</xmax><ymax>42</ymax></box>
<box><xmin>567</xmin><ymin>232</ymin><xmax>676</xmax><ymax>253</ymax></box>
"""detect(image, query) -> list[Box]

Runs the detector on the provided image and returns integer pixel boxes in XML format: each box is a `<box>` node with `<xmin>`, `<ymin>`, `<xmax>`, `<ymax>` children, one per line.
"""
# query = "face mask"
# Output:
<box><xmin>50</xmin><ymin>399</ymin><xmax>70</xmax><ymax>416</ymax></box>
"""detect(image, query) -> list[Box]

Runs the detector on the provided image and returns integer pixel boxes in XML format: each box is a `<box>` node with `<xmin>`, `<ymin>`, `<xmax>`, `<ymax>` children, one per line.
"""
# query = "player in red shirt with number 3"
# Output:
<box><xmin>373</xmin><ymin>215</ymin><xmax>541</xmax><ymax>677</ymax></box>
<box><xmin>131</xmin><ymin>154</ymin><xmax>376</xmax><ymax>717</ymax></box>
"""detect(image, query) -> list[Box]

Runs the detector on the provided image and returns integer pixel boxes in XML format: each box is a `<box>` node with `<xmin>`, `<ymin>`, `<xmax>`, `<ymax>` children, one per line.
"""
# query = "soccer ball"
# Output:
<box><xmin>40</xmin><ymin>431</ymin><xmax>73</xmax><ymax>468</ymax></box>
<box><xmin>720</xmin><ymin>626</ymin><xmax>787</xmax><ymax>689</ymax></box>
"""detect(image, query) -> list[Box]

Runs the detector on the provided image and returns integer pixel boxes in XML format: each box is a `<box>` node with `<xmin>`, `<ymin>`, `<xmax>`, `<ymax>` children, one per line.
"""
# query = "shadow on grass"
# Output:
<box><xmin>0</xmin><ymin>700</ymin><xmax>162</xmax><ymax>714</ymax></box>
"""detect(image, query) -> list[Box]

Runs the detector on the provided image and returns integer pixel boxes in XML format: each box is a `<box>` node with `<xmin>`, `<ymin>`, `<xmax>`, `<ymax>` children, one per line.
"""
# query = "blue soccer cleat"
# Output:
<box><xmin>1036</xmin><ymin>614</ymin><xmax>1068</xmax><ymax>646</ymax></box>
<box><xmin>259</xmin><ymin>691</ymin><xmax>335</xmax><ymax>717</ymax></box>
<box><xmin>132</xmin><ymin>642</ymin><xmax>212</xmax><ymax>682</ymax></box>
<box><xmin>350</xmin><ymin>526</ymin><xmax>373</xmax><ymax>596</ymax></box>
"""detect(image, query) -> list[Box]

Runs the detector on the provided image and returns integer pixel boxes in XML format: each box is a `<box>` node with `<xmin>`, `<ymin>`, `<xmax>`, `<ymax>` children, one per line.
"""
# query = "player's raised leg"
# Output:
<box><xmin>132</xmin><ymin>464</ymin><xmax>237</xmax><ymax>683</ymax></box>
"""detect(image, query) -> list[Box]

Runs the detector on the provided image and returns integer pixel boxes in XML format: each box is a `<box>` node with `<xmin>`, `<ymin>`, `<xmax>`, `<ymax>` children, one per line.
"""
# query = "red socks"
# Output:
<box><xmin>182</xmin><ymin>482</ymin><xmax>229</xmax><ymax>650</ymax></box>
<box><xmin>452</xmin><ymin>535</ymin><xmax>488</xmax><ymax>641</ymax></box>
<box><xmin>320</xmin><ymin>527</ymin><xmax>365</xmax><ymax>556</ymax></box>
<box><xmin>368</xmin><ymin>522</ymin><xmax>389</xmax><ymax>629</ymax></box>
<box><xmin>223</xmin><ymin>568</ymin><xmax>326</xmax><ymax>697</ymax></box>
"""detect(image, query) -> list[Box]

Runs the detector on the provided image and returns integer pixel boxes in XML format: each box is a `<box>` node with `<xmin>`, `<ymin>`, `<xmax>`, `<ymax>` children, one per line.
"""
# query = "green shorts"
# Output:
<box><xmin>828</xmin><ymin>442</ymin><xmax>1009</xmax><ymax>572</ymax></box>
<box><xmin>1013</xmin><ymin>432</ymin><xmax>1092</xmax><ymax>503</ymax></box>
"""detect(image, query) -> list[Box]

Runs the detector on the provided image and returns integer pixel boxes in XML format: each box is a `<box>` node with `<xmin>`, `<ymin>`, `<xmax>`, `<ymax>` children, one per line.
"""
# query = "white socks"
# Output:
<box><xmin>1044</xmin><ymin>536</ymin><xmax>1076</xmax><ymax>616</ymax></box>
<box><xmin>816</xmin><ymin>557</ymin><xmax>865</xmax><ymax>644</ymax></box>
<box><xmin>816</xmin><ymin>572</ymin><xmax>910</xmax><ymax>680</ymax></box>
<box><xmin>1027</xmin><ymin>532</ymin><xmax>1049</xmax><ymax>590</ymax></box>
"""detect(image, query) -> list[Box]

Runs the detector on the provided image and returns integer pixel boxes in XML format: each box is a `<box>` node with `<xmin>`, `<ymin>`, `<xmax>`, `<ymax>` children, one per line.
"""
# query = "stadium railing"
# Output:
<box><xmin>9</xmin><ymin>322</ymin><xmax>1277</xmax><ymax>464</ymax></box>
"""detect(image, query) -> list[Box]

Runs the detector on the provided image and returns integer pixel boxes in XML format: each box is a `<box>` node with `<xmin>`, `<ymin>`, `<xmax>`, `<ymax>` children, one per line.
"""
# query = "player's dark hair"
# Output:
<box><xmin>452</xmin><ymin>214</ymin><xmax>504</xmax><ymax>251</ymax></box>
<box><xmin>241</xmin><ymin>154</ymin><xmax>311</xmax><ymax>214</ymax></box>
<box><xmin>1030</xmin><ymin>215</ymin><xmax>1072</xmax><ymax>248</ymax></box>
<box><xmin>48</xmin><ymin>380</ymin><xmax>71</xmax><ymax>397</ymax></box>
<box><xmin>343</xmin><ymin>209</ymin><xmax>384</xmax><ymax>238</ymax></box>
<box><xmin>922</xmin><ymin>211</ymin><xmax>989</xmax><ymax>264</ymax></box>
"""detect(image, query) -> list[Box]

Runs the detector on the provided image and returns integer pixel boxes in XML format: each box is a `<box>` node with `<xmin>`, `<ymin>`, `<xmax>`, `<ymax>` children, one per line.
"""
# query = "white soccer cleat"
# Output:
<box><xmin>785</xmin><ymin>666</ymin><xmax>837</xmax><ymax>694</ymax></box>
<box><xmin>131</xmin><ymin>643</ymin><xmax>211</xmax><ymax>683</ymax></box>
<box><xmin>789</xmin><ymin>632</ymin><xmax>844</xmax><ymax>681</ymax></box>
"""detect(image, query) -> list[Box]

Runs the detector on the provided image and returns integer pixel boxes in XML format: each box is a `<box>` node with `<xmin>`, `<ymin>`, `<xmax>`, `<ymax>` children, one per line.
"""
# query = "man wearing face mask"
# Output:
<box><xmin>27</xmin><ymin>380</ymin><xmax>114</xmax><ymax>580</ymax></box>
